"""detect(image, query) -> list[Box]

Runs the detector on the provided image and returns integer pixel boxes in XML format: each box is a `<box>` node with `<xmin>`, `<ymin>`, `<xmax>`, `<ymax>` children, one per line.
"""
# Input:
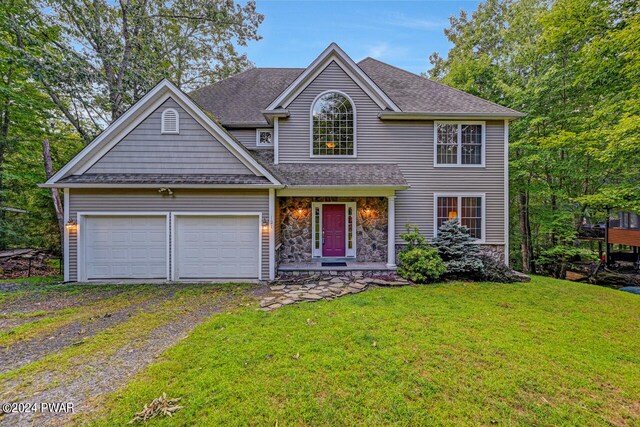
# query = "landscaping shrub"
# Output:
<box><xmin>397</xmin><ymin>247</ymin><xmax>446</xmax><ymax>283</ymax></box>
<box><xmin>399</xmin><ymin>224</ymin><xmax>429</xmax><ymax>250</ymax></box>
<box><xmin>397</xmin><ymin>225</ymin><xmax>446</xmax><ymax>283</ymax></box>
<box><xmin>432</xmin><ymin>220</ymin><xmax>484</xmax><ymax>279</ymax></box>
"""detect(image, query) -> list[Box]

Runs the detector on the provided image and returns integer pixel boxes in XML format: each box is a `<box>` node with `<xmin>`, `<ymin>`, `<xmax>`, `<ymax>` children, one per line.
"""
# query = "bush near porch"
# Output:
<box><xmin>83</xmin><ymin>276</ymin><xmax>640</xmax><ymax>426</ymax></box>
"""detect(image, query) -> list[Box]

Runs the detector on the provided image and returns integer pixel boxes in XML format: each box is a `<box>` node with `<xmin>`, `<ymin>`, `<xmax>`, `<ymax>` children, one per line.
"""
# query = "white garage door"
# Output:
<box><xmin>83</xmin><ymin>216</ymin><xmax>167</xmax><ymax>280</ymax></box>
<box><xmin>174</xmin><ymin>216</ymin><xmax>259</xmax><ymax>280</ymax></box>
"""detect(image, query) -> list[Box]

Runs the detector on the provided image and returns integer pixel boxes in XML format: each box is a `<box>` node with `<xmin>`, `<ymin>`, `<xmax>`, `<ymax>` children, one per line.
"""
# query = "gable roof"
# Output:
<box><xmin>44</xmin><ymin>79</ymin><xmax>282</xmax><ymax>187</ymax></box>
<box><xmin>265</xmin><ymin>43</ymin><xmax>401</xmax><ymax>113</ymax></box>
<box><xmin>358</xmin><ymin>57</ymin><xmax>523</xmax><ymax>117</ymax></box>
<box><xmin>191</xmin><ymin>46</ymin><xmax>523</xmax><ymax>127</ymax></box>
<box><xmin>190</xmin><ymin>68</ymin><xmax>304</xmax><ymax>127</ymax></box>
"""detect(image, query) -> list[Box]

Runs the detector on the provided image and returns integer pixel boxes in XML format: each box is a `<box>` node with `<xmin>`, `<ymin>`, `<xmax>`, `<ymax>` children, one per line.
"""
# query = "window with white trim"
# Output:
<box><xmin>161</xmin><ymin>108</ymin><xmax>179</xmax><ymax>134</ymax></box>
<box><xmin>435</xmin><ymin>122</ymin><xmax>484</xmax><ymax>165</ymax></box>
<box><xmin>256</xmin><ymin>129</ymin><xmax>273</xmax><ymax>146</ymax></box>
<box><xmin>312</xmin><ymin>92</ymin><xmax>355</xmax><ymax>156</ymax></box>
<box><xmin>436</xmin><ymin>195</ymin><xmax>483</xmax><ymax>239</ymax></box>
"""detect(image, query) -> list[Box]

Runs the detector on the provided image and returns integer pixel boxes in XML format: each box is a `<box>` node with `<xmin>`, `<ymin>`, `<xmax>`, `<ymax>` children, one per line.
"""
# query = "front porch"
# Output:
<box><xmin>275</xmin><ymin>193</ymin><xmax>398</xmax><ymax>276</ymax></box>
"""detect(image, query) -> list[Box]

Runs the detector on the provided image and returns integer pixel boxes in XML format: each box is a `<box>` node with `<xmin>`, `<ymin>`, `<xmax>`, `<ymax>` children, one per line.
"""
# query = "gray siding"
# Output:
<box><xmin>278</xmin><ymin>61</ymin><xmax>506</xmax><ymax>244</ymax></box>
<box><xmin>229</xmin><ymin>129</ymin><xmax>257</xmax><ymax>148</ymax></box>
<box><xmin>229</xmin><ymin>128</ymin><xmax>275</xmax><ymax>151</ymax></box>
<box><xmin>87</xmin><ymin>98</ymin><xmax>253</xmax><ymax>175</ymax></box>
<box><xmin>68</xmin><ymin>189</ymin><xmax>270</xmax><ymax>281</ymax></box>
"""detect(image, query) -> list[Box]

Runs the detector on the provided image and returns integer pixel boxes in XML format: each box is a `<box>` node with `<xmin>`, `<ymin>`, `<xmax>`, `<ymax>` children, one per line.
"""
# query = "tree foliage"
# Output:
<box><xmin>5</xmin><ymin>0</ymin><xmax>263</xmax><ymax>141</ymax></box>
<box><xmin>430</xmin><ymin>0</ymin><xmax>640</xmax><ymax>272</ymax></box>
<box><xmin>0</xmin><ymin>0</ymin><xmax>262</xmax><ymax>253</ymax></box>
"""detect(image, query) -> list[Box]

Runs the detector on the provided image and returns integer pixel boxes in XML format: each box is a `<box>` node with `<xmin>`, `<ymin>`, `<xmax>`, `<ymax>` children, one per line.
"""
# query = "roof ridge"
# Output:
<box><xmin>358</xmin><ymin>57</ymin><xmax>424</xmax><ymax>79</ymax></box>
<box><xmin>252</xmin><ymin>67</ymin><xmax>305</xmax><ymax>70</ymax></box>
<box><xmin>359</xmin><ymin>57</ymin><xmax>522</xmax><ymax>115</ymax></box>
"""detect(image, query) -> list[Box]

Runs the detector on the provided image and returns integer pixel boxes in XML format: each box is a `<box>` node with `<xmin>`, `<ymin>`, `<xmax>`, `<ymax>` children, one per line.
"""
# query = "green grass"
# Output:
<box><xmin>78</xmin><ymin>276</ymin><xmax>640</xmax><ymax>426</ymax></box>
<box><xmin>0</xmin><ymin>275</ymin><xmax>63</xmax><ymax>284</ymax></box>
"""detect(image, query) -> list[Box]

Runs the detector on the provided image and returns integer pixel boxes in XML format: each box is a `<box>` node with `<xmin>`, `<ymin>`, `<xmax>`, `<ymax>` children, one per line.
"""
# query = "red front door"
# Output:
<box><xmin>322</xmin><ymin>204</ymin><xmax>346</xmax><ymax>257</ymax></box>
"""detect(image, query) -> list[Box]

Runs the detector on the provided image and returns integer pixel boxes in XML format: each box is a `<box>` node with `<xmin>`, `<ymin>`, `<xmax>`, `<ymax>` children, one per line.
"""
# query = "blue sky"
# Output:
<box><xmin>242</xmin><ymin>0</ymin><xmax>481</xmax><ymax>75</ymax></box>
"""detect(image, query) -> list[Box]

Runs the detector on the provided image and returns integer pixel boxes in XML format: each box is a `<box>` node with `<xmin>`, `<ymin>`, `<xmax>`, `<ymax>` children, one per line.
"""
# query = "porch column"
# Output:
<box><xmin>387</xmin><ymin>196</ymin><xmax>396</xmax><ymax>269</ymax></box>
<box><xmin>268</xmin><ymin>188</ymin><xmax>275</xmax><ymax>280</ymax></box>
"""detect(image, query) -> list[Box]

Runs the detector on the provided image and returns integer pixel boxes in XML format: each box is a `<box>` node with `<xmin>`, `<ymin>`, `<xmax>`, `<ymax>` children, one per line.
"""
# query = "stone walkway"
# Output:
<box><xmin>260</xmin><ymin>275</ymin><xmax>410</xmax><ymax>311</ymax></box>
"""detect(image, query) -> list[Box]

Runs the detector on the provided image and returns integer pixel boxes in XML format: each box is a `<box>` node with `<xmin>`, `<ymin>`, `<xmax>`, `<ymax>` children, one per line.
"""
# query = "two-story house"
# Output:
<box><xmin>43</xmin><ymin>43</ymin><xmax>524</xmax><ymax>282</ymax></box>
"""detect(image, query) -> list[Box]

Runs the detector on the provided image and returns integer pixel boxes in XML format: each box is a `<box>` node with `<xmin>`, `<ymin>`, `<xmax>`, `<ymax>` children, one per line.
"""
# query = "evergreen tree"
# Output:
<box><xmin>432</xmin><ymin>220</ymin><xmax>484</xmax><ymax>277</ymax></box>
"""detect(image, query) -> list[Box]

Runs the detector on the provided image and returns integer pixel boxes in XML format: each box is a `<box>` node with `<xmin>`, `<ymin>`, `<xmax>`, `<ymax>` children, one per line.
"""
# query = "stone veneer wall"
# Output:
<box><xmin>479</xmin><ymin>244</ymin><xmax>506</xmax><ymax>263</ymax></box>
<box><xmin>279</xmin><ymin>197</ymin><xmax>388</xmax><ymax>263</ymax></box>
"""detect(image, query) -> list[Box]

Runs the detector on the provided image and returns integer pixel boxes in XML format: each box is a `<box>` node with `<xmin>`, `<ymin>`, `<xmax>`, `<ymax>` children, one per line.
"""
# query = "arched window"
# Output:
<box><xmin>311</xmin><ymin>91</ymin><xmax>355</xmax><ymax>156</ymax></box>
<box><xmin>161</xmin><ymin>108</ymin><xmax>179</xmax><ymax>134</ymax></box>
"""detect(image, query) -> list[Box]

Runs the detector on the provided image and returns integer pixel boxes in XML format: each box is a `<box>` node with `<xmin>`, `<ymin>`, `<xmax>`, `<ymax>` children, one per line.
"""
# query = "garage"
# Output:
<box><xmin>173</xmin><ymin>215</ymin><xmax>260</xmax><ymax>280</ymax></box>
<box><xmin>82</xmin><ymin>215</ymin><xmax>168</xmax><ymax>280</ymax></box>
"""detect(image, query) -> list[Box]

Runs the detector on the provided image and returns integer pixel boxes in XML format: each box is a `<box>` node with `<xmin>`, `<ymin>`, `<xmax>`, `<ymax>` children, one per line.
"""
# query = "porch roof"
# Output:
<box><xmin>249</xmin><ymin>151</ymin><xmax>408</xmax><ymax>188</ymax></box>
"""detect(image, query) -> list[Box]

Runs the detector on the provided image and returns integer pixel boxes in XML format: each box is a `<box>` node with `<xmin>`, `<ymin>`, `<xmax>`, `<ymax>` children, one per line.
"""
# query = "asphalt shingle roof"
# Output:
<box><xmin>59</xmin><ymin>173</ymin><xmax>272</xmax><ymax>185</ymax></box>
<box><xmin>190</xmin><ymin>58</ymin><xmax>521</xmax><ymax>126</ymax></box>
<box><xmin>190</xmin><ymin>68</ymin><xmax>303</xmax><ymax>126</ymax></box>
<box><xmin>358</xmin><ymin>58</ymin><xmax>522</xmax><ymax>115</ymax></box>
<box><xmin>248</xmin><ymin>151</ymin><xmax>407</xmax><ymax>188</ymax></box>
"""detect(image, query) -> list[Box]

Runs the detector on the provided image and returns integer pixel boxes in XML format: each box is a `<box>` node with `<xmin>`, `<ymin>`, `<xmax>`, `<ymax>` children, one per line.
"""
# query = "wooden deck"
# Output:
<box><xmin>608</xmin><ymin>228</ymin><xmax>640</xmax><ymax>247</ymax></box>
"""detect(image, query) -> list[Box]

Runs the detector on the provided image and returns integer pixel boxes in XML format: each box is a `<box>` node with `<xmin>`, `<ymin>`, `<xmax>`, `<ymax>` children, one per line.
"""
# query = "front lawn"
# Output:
<box><xmin>84</xmin><ymin>277</ymin><xmax>640</xmax><ymax>426</ymax></box>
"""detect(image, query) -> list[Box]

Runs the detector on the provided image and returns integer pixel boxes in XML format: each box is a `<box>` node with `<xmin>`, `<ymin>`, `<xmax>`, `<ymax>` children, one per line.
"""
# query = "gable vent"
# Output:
<box><xmin>161</xmin><ymin>108</ymin><xmax>179</xmax><ymax>134</ymax></box>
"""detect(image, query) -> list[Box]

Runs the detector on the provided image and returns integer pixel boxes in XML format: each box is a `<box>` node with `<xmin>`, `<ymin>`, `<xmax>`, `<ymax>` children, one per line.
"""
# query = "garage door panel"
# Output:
<box><xmin>175</xmin><ymin>216</ymin><xmax>259</xmax><ymax>279</ymax></box>
<box><xmin>84</xmin><ymin>216</ymin><xmax>167</xmax><ymax>280</ymax></box>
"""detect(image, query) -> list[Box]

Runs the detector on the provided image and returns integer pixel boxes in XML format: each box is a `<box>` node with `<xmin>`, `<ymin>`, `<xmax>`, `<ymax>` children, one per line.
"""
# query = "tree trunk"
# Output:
<box><xmin>518</xmin><ymin>191</ymin><xmax>533</xmax><ymax>273</ymax></box>
<box><xmin>0</xmin><ymin>71</ymin><xmax>11</xmax><ymax>243</ymax></box>
<box><xmin>42</xmin><ymin>138</ymin><xmax>64</xmax><ymax>245</ymax></box>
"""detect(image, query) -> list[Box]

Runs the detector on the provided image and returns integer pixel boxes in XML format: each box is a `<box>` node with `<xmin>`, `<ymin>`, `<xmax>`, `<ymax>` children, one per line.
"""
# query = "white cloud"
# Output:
<box><xmin>361</xmin><ymin>42</ymin><xmax>412</xmax><ymax>63</ymax></box>
<box><xmin>366</xmin><ymin>42</ymin><xmax>391</xmax><ymax>59</ymax></box>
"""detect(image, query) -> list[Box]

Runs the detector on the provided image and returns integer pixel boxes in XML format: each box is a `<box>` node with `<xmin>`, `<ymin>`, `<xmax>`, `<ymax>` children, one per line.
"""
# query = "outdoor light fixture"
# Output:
<box><xmin>65</xmin><ymin>219</ymin><xmax>78</xmax><ymax>231</ymax></box>
<box><xmin>360</xmin><ymin>206</ymin><xmax>376</xmax><ymax>220</ymax></box>
<box><xmin>262</xmin><ymin>218</ymin><xmax>270</xmax><ymax>231</ymax></box>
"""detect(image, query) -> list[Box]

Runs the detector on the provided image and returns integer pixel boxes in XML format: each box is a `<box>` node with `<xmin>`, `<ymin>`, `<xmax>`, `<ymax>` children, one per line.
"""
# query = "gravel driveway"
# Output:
<box><xmin>0</xmin><ymin>279</ymin><xmax>264</xmax><ymax>426</ymax></box>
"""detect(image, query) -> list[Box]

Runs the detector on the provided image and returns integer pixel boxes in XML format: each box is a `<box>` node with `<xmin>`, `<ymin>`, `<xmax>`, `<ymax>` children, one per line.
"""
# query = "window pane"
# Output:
<box><xmin>437</xmin><ymin>144</ymin><xmax>458</xmax><ymax>164</ymax></box>
<box><xmin>259</xmin><ymin>131</ymin><xmax>272</xmax><ymax>145</ymax></box>
<box><xmin>437</xmin><ymin>196</ymin><xmax>482</xmax><ymax>239</ymax></box>
<box><xmin>436</xmin><ymin>124</ymin><xmax>458</xmax><ymax>164</ymax></box>
<box><xmin>461</xmin><ymin>197</ymin><xmax>482</xmax><ymax>239</ymax></box>
<box><xmin>461</xmin><ymin>125</ymin><xmax>482</xmax><ymax>164</ymax></box>
<box><xmin>437</xmin><ymin>197</ymin><xmax>458</xmax><ymax>229</ymax></box>
<box><xmin>312</xmin><ymin>93</ymin><xmax>354</xmax><ymax>156</ymax></box>
<box><xmin>314</xmin><ymin>207</ymin><xmax>321</xmax><ymax>249</ymax></box>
